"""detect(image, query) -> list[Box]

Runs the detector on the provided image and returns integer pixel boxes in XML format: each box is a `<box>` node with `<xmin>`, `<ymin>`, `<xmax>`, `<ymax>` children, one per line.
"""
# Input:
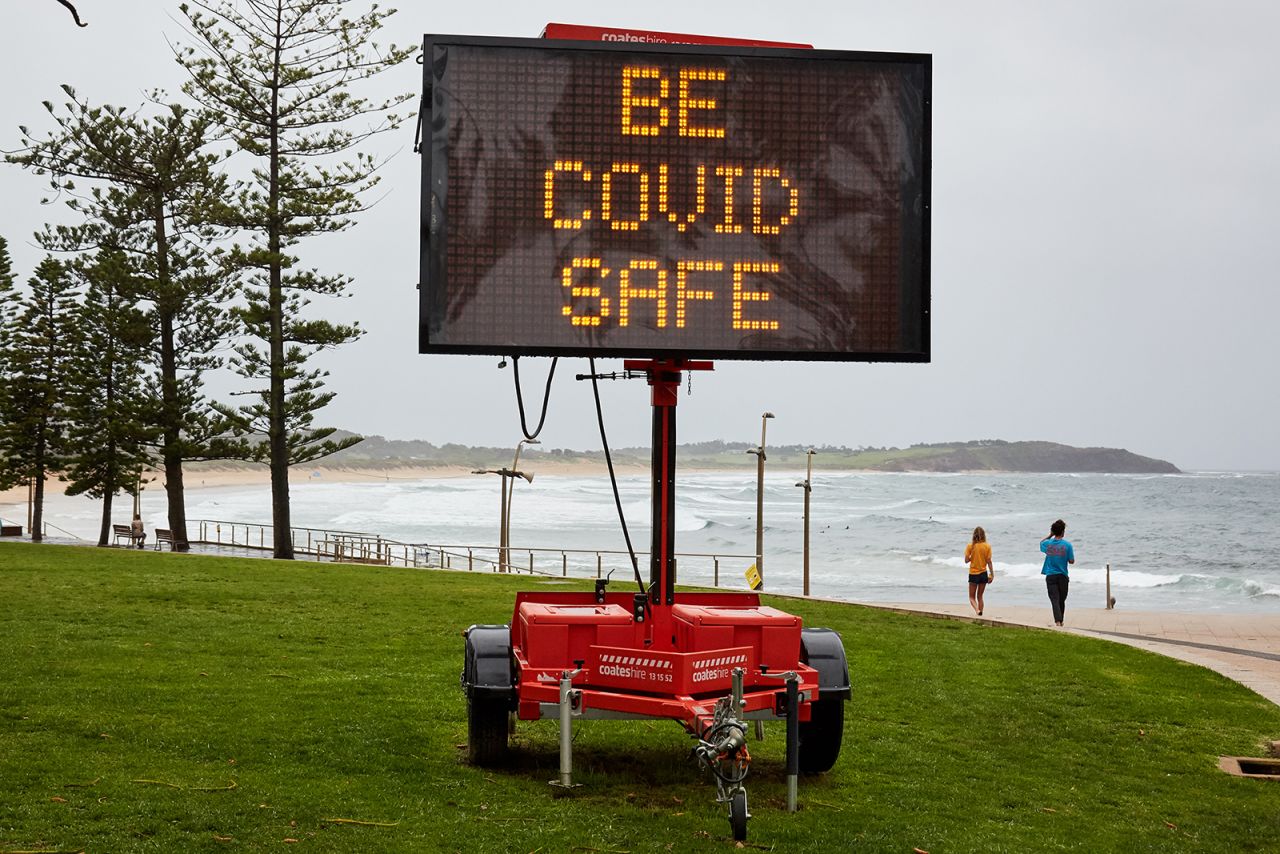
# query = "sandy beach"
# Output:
<box><xmin>0</xmin><ymin>458</ymin><xmax>647</xmax><ymax>505</ymax></box>
<box><xmin>0</xmin><ymin>459</ymin><xmax>653</xmax><ymax>539</ymax></box>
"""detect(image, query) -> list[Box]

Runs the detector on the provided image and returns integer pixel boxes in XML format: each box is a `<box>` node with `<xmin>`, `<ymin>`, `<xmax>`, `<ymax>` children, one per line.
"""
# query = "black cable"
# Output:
<box><xmin>588</xmin><ymin>357</ymin><xmax>645</xmax><ymax>595</ymax></box>
<box><xmin>512</xmin><ymin>356</ymin><xmax>557</xmax><ymax>441</ymax></box>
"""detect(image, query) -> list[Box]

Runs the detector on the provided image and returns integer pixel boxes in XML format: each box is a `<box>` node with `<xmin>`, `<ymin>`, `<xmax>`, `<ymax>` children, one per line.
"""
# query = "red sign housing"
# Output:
<box><xmin>542</xmin><ymin>22</ymin><xmax>812</xmax><ymax>49</ymax></box>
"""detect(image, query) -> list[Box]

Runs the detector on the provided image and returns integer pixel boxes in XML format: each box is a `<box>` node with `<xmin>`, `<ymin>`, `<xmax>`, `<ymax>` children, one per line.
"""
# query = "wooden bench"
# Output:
<box><xmin>112</xmin><ymin>523</ymin><xmax>144</xmax><ymax>547</ymax></box>
<box><xmin>154</xmin><ymin>528</ymin><xmax>175</xmax><ymax>550</ymax></box>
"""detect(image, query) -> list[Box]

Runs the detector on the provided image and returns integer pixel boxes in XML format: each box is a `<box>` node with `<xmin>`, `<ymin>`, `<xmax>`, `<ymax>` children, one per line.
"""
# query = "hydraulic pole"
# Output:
<box><xmin>623</xmin><ymin>359</ymin><xmax>714</xmax><ymax>643</ymax></box>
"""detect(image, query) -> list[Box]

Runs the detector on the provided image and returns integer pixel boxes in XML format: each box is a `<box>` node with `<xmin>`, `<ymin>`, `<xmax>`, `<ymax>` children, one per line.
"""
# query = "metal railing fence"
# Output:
<box><xmin>190</xmin><ymin>518</ymin><xmax>755</xmax><ymax>589</ymax></box>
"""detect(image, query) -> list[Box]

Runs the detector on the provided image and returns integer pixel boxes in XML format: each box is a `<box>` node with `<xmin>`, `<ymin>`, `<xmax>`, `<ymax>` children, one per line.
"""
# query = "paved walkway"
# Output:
<box><xmin>873</xmin><ymin>602</ymin><xmax>1280</xmax><ymax>707</ymax></box>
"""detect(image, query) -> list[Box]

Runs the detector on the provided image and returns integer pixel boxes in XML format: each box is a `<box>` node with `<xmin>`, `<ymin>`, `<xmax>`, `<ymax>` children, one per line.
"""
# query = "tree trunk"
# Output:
<box><xmin>267</xmin><ymin>10</ymin><xmax>293</xmax><ymax>560</ymax></box>
<box><xmin>163</xmin><ymin>446</ymin><xmax>188</xmax><ymax>550</ymax></box>
<box><xmin>31</xmin><ymin>468</ymin><xmax>45</xmax><ymax>543</ymax></box>
<box><xmin>97</xmin><ymin>486</ymin><xmax>113</xmax><ymax>547</ymax></box>
<box><xmin>98</xmin><ymin>332</ymin><xmax>117</xmax><ymax>548</ymax></box>
<box><xmin>154</xmin><ymin>199</ymin><xmax>189</xmax><ymax>551</ymax></box>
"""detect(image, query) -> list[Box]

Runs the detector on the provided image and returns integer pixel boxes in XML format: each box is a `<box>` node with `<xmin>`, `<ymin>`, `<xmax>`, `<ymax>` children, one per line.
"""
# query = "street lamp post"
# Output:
<box><xmin>472</xmin><ymin>464</ymin><xmax>533</xmax><ymax>572</ymax></box>
<box><xmin>746</xmin><ymin>412</ymin><xmax>775</xmax><ymax>589</ymax></box>
<box><xmin>795</xmin><ymin>449</ymin><xmax>816</xmax><ymax>596</ymax></box>
<box><xmin>504</xmin><ymin>438</ymin><xmax>540</xmax><ymax>571</ymax></box>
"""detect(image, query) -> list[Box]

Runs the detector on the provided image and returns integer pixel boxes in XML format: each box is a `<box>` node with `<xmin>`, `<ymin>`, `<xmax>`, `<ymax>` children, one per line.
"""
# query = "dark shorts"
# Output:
<box><xmin>968</xmin><ymin>572</ymin><xmax>989</xmax><ymax>586</ymax></box>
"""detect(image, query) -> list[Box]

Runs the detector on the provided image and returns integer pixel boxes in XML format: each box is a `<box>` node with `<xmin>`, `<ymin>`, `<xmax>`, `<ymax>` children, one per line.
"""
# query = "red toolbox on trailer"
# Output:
<box><xmin>670</xmin><ymin>604</ymin><xmax>803</xmax><ymax>672</ymax></box>
<box><xmin>516</xmin><ymin>602</ymin><xmax>635</xmax><ymax>667</ymax></box>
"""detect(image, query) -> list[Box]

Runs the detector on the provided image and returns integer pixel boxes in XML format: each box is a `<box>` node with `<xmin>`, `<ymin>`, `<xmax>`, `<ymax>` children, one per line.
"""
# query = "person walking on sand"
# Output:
<box><xmin>965</xmin><ymin>526</ymin><xmax>994</xmax><ymax>615</ymax></box>
<box><xmin>131</xmin><ymin>513</ymin><xmax>146</xmax><ymax>549</ymax></box>
<box><xmin>1041</xmin><ymin>519</ymin><xmax>1075</xmax><ymax>626</ymax></box>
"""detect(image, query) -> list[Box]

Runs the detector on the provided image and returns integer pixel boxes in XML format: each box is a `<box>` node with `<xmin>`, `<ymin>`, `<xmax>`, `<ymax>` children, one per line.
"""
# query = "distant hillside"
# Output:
<box><xmin>325</xmin><ymin>436</ymin><xmax>1179</xmax><ymax>474</ymax></box>
<box><xmin>827</xmin><ymin>440</ymin><xmax>1180</xmax><ymax>474</ymax></box>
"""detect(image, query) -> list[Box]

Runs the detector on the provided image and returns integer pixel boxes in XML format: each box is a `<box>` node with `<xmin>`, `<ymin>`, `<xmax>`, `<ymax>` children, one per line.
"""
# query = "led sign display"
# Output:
<box><xmin>420</xmin><ymin>35</ymin><xmax>931</xmax><ymax>361</ymax></box>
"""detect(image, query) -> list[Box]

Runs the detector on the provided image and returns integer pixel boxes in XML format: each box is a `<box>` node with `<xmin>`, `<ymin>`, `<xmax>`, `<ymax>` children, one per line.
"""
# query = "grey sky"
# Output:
<box><xmin>2</xmin><ymin>1</ymin><xmax>1277</xmax><ymax>471</ymax></box>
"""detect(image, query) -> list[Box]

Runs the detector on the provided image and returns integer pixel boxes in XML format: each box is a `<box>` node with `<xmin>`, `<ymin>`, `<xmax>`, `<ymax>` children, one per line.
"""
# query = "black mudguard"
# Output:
<box><xmin>800</xmin><ymin>627</ymin><xmax>851</xmax><ymax>700</ymax></box>
<box><xmin>462</xmin><ymin>624</ymin><xmax>516</xmax><ymax>707</ymax></box>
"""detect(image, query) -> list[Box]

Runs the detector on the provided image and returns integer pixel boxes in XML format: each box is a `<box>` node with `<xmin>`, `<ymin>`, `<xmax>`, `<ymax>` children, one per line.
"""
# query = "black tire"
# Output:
<box><xmin>462</xmin><ymin>625</ymin><xmax>514</xmax><ymax>767</ymax></box>
<box><xmin>467</xmin><ymin>695</ymin><xmax>510</xmax><ymax>766</ymax></box>
<box><xmin>730</xmin><ymin>788</ymin><xmax>748</xmax><ymax>841</ymax></box>
<box><xmin>799</xmin><ymin>628</ymin><xmax>848</xmax><ymax>774</ymax></box>
<box><xmin>798</xmin><ymin>694</ymin><xmax>844</xmax><ymax>774</ymax></box>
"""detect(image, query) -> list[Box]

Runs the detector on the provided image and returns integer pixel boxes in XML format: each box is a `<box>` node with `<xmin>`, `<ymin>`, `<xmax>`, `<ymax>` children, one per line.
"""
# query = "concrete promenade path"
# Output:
<box><xmin>870</xmin><ymin>602</ymin><xmax>1280</xmax><ymax>708</ymax></box>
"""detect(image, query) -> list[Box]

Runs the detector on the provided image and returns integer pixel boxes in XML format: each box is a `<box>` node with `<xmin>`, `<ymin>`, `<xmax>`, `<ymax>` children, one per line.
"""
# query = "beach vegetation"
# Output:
<box><xmin>0</xmin><ymin>541</ymin><xmax>1276</xmax><ymax>852</ymax></box>
<box><xmin>173</xmin><ymin>0</ymin><xmax>415</xmax><ymax>559</ymax></box>
<box><xmin>0</xmin><ymin>257</ymin><xmax>78</xmax><ymax>539</ymax></box>
<box><xmin>9</xmin><ymin>89</ymin><xmax>243</xmax><ymax>550</ymax></box>
<box><xmin>60</xmin><ymin>249</ymin><xmax>155</xmax><ymax>545</ymax></box>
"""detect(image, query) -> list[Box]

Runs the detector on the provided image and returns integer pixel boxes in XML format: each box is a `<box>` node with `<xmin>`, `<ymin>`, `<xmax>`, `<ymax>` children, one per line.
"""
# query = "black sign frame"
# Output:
<box><xmin>420</xmin><ymin>34</ymin><xmax>931</xmax><ymax>362</ymax></box>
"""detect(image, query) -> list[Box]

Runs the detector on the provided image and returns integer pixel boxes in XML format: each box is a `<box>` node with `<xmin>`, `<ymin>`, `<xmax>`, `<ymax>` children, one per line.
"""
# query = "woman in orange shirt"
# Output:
<box><xmin>964</xmin><ymin>526</ymin><xmax>995</xmax><ymax>615</ymax></box>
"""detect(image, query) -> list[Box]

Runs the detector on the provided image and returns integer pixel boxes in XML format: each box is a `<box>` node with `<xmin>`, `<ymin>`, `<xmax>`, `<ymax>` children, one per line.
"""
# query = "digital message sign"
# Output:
<box><xmin>420</xmin><ymin>35</ymin><xmax>931</xmax><ymax>361</ymax></box>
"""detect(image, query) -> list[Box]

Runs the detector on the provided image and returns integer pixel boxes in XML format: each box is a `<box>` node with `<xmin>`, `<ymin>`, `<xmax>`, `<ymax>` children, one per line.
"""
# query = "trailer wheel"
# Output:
<box><xmin>462</xmin><ymin>625</ymin><xmax>515</xmax><ymax>767</ymax></box>
<box><xmin>797</xmin><ymin>695</ymin><xmax>844</xmax><ymax>774</ymax></box>
<box><xmin>467</xmin><ymin>694</ymin><xmax>510</xmax><ymax>766</ymax></box>
<box><xmin>729</xmin><ymin>788</ymin><xmax>748</xmax><ymax>841</ymax></box>
<box><xmin>799</xmin><ymin>628</ymin><xmax>850</xmax><ymax>774</ymax></box>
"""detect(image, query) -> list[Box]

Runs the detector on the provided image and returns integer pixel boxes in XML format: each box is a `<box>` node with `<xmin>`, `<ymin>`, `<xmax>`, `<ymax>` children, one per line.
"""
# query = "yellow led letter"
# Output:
<box><xmin>561</xmin><ymin>257</ymin><xmax>612</xmax><ymax>327</ymax></box>
<box><xmin>675</xmin><ymin>260</ymin><xmax>720</xmax><ymax>328</ymax></box>
<box><xmin>751</xmin><ymin>168</ymin><xmax>799</xmax><ymax>235</ymax></box>
<box><xmin>544</xmin><ymin>160</ymin><xmax>594</xmax><ymax>230</ymax></box>
<box><xmin>714</xmin><ymin>166</ymin><xmax>745</xmax><ymax>234</ymax></box>
<box><xmin>678</xmin><ymin>69</ymin><xmax>726</xmax><ymax>138</ymax></box>
<box><xmin>617</xmin><ymin>260</ymin><xmax>668</xmax><ymax>328</ymax></box>
<box><xmin>658</xmin><ymin>164</ymin><xmax>706</xmax><ymax>233</ymax></box>
<box><xmin>731</xmin><ymin>261</ymin><xmax>781</xmax><ymax>331</ymax></box>
<box><xmin>601</xmin><ymin>163</ymin><xmax>649</xmax><ymax>231</ymax></box>
<box><xmin>621</xmin><ymin>66</ymin><xmax>669</xmax><ymax>137</ymax></box>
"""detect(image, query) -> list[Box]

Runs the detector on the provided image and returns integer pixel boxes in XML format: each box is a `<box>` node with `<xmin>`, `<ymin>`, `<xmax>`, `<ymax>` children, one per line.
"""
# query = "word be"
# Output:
<box><xmin>561</xmin><ymin>257</ymin><xmax>781</xmax><ymax>332</ymax></box>
<box><xmin>621</xmin><ymin>66</ymin><xmax>726</xmax><ymax>138</ymax></box>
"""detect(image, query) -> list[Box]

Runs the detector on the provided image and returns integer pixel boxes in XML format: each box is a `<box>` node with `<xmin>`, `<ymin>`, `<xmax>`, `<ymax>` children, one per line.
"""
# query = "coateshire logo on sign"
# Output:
<box><xmin>691</xmin><ymin>653</ymin><xmax>748</xmax><ymax>683</ymax></box>
<box><xmin>598</xmin><ymin>653</ymin><xmax>674</xmax><ymax>684</ymax></box>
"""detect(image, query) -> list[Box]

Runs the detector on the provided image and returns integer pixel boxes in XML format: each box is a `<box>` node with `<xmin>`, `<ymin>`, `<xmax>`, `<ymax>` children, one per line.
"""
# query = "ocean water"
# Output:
<box><xmin>8</xmin><ymin>470</ymin><xmax>1278</xmax><ymax>614</ymax></box>
<box><xmin>159</xmin><ymin>469</ymin><xmax>1280</xmax><ymax>614</ymax></box>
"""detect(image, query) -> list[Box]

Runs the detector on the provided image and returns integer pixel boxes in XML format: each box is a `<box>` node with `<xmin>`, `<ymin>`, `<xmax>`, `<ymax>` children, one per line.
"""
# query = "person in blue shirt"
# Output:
<box><xmin>1040</xmin><ymin>519</ymin><xmax>1075</xmax><ymax>626</ymax></box>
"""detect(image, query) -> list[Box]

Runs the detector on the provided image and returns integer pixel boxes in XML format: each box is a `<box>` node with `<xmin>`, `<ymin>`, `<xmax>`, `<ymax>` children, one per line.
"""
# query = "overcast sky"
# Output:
<box><xmin>2</xmin><ymin>1</ymin><xmax>1278</xmax><ymax>471</ymax></box>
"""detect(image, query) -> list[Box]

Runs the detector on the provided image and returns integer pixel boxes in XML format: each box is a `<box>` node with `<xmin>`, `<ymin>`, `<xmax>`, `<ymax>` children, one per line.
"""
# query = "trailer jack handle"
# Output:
<box><xmin>692</xmin><ymin>667</ymin><xmax>753</xmax><ymax>840</ymax></box>
<box><xmin>549</xmin><ymin>663</ymin><xmax>584</xmax><ymax>789</ymax></box>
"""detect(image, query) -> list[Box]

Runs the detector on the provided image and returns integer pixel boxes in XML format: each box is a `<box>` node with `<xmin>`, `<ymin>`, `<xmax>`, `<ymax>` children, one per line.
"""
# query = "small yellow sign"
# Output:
<box><xmin>744</xmin><ymin>563</ymin><xmax>762</xmax><ymax>591</ymax></box>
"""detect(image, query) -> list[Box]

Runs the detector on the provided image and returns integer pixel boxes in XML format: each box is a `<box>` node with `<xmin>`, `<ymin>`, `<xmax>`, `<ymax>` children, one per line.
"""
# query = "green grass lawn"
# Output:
<box><xmin>1</xmin><ymin>541</ymin><xmax>1277</xmax><ymax>853</ymax></box>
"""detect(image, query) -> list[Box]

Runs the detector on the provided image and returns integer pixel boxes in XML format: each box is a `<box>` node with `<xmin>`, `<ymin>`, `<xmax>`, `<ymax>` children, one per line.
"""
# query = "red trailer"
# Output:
<box><xmin>461</xmin><ymin>361</ymin><xmax>850</xmax><ymax>841</ymax></box>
